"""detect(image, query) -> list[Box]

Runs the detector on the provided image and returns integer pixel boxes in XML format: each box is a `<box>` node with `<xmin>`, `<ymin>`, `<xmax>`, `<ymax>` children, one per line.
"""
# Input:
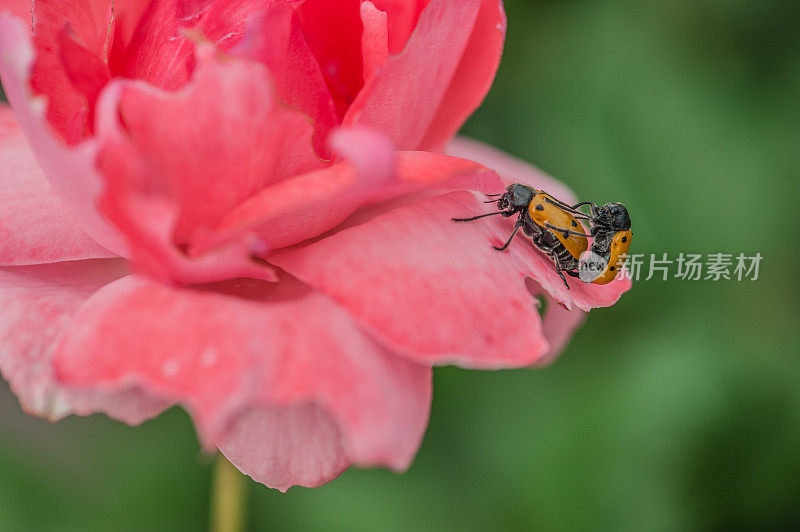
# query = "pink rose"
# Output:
<box><xmin>0</xmin><ymin>0</ymin><xmax>630</xmax><ymax>490</ymax></box>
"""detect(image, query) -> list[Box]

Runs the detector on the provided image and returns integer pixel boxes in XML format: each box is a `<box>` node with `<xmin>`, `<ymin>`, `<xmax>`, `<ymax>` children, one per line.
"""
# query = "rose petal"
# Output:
<box><xmin>344</xmin><ymin>0</ymin><xmax>481</xmax><ymax>150</ymax></box>
<box><xmin>56</xmin><ymin>25</ymin><xmax>111</xmax><ymax>138</ymax></box>
<box><xmin>29</xmin><ymin>0</ymin><xmax>112</xmax><ymax>142</ymax></box>
<box><xmin>420</xmin><ymin>0</ymin><xmax>506</xmax><ymax>150</ymax></box>
<box><xmin>272</xmin><ymin>188</ymin><xmax>630</xmax><ymax>368</ymax></box>
<box><xmin>219</xmin><ymin>403</ymin><xmax>351</xmax><ymax>492</ymax></box>
<box><xmin>296</xmin><ymin>0</ymin><xmax>364</xmax><ymax>119</ymax></box>
<box><xmin>92</xmin><ymin>43</ymin><xmax>323</xmax><ymax>283</ymax></box>
<box><xmin>371</xmin><ymin>0</ymin><xmax>430</xmax><ymax>55</ymax></box>
<box><xmin>54</xmin><ymin>274</ymin><xmax>432</xmax><ymax>490</ymax></box>
<box><xmin>0</xmin><ymin>14</ymin><xmax>128</xmax><ymax>255</ymax></box>
<box><xmin>100</xmin><ymin>44</ymin><xmax>320</xmax><ymax>243</ymax></box>
<box><xmin>109</xmin><ymin>0</ymin><xmax>267</xmax><ymax>90</ymax></box>
<box><xmin>0</xmin><ymin>260</ymin><xmax>168</xmax><ymax>423</ymax></box>
<box><xmin>232</xmin><ymin>3</ymin><xmax>337</xmax><ymax>157</ymax></box>
<box><xmin>271</xmin><ymin>191</ymin><xmax>546</xmax><ymax>369</ymax></box>
<box><xmin>201</xmin><ymin>138</ymin><xmax>503</xmax><ymax>252</ymax></box>
<box><xmin>0</xmin><ymin>0</ymin><xmax>30</xmax><ymax>28</ymax></box>
<box><xmin>360</xmin><ymin>2</ymin><xmax>389</xmax><ymax>83</ymax></box>
<box><xmin>0</xmin><ymin>105</ymin><xmax>114</xmax><ymax>265</ymax></box>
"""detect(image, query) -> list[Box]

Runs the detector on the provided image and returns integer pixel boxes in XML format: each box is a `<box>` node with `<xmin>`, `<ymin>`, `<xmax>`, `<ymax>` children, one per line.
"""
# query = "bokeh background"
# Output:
<box><xmin>1</xmin><ymin>0</ymin><xmax>799</xmax><ymax>530</ymax></box>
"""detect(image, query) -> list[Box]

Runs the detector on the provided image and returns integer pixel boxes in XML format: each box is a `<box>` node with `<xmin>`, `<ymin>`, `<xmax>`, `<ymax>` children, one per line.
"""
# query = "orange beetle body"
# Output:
<box><xmin>527</xmin><ymin>192</ymin><xmax>588</xmax><ymax>261</ymax></box>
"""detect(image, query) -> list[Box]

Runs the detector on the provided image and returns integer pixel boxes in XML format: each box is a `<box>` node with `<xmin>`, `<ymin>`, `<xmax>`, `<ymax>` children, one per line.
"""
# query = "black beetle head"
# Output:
<box><xmin>497</xmin><ymin>183</ymin><xmax>535</xmax><ymax>213</ymax></box>
<box><xmin>595</xmin><ymin>202</ymin><xmax>631</xmax><ymax>231</ymax></box>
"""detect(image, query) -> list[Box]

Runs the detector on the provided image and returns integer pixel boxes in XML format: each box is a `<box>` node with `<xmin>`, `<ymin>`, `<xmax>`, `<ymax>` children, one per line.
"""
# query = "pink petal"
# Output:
<box><xmin>270</xmin><ymin>191</ymin><xmax>545</xmax><ymax>369</ymax></box>
<box><xmin>100</xmin><ymin>44</ymin><xmax>320</xmax><ymax>243</ymax></box>
<box><xmin>108</xmin><ymin>0</ymin><xmax>153</xmax><ymax>48</ymax></box>
<box><xmin>360</xmin><ymin>2</ymin><xmax>389</xmax><ymax>82</ymax></box>
<box><xmin>219</xmin><ymin>404</ymin><xmax>351</xmax><ymax>491</ymax></box>
<box><xmin>0</xmin><ymin>15</ymin><xmax>128</xmax><ymax>255</ymax></box>
<box><xmin>420</xmin><ymin>0</ymin><xmax>506</xmax><ymax>151</ymax></box>
<box><xmin>109</xmin><ymin>0</ymin><xmax>266</xmax><ymax>90</ymax></box>
<box><xmin>0</xmin><ymin>260</ymin><xmax>168</xmax><ymax>423</ymax></box>
<box><xmin>0</xmin><ymin>105</ymin><xmax>114</xmax><ymax>265</ymax></box>
<box><xmin>296</xmin><ymin>0</ymin><xmax>364</xmax><ymax>119</ymax></box>
<box><xmin>371</xmin><ymin>0</ymin><xmax>430</xmax><ymax>55</ymax></box>
<box><xmin>344</xmin><ymin>0</ymin><xmax>482</xmax><ymax>150</ymax></box>
<box><xmin>56</xmin><ymin>25</ymin><xmax>111</xmax><ymax>136</ymax></box>
<box><xmin>197</xmin><ymin>127</ymin><xmax>395</xmax><ymax>252</ymax></box>
<box><xmin>54</xmin><ymin>274</ymin><xmax>432</xmax><ymax>491</ymax></box>
<box><xmin>0</xmin><ymin>1</ymin><xmax>31</xmax><ymax>28</ymax></box>
<box><xmin>92</xmin><ymin>44</ymin><xmax>323</xmax><ymax>283</ymax></box>
<box><xmin>232</xmin><ymin>3</ymin><xmax>337</xmax><ymax>157</ymax></box>
<box><xmin>201</xmin><ymin>135</ymin><xmax>503</xmax><ymax>252</ymax></box>
<box><xmin>29</xmin><ymin>0</ymin><xmax>112</xmax><ymax>142</ymax></box>
<box><xmin>272</xmin><ymin>189</ymin><xmax>630</xmax><ymax>369</ymax></box>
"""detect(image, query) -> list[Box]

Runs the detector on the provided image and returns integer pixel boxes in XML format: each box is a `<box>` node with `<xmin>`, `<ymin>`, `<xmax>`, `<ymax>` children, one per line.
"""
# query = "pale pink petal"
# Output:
<box><xmin>201</xmin><ymin>137</ymin><xmax>503</xmax><ymax>252</ymax></box>
<box><xmin>272</xmin><ymin>190</ymin><xmax>630</xmax><ymax>368</ymax></box>
<box><xmin>360</xmin><ymin>2</ymin><xmax>389</xmax><ymax>82</ymax></box>
<box><xmin>420</xmin><ymin>0</ymin><xmax>506</xmax><ymax>150</ymax></box>
<box><xmin>0</xmin><ymin>105</ymin><xmax>114</xmax><ymax>265</ymax></box>
<box><xmin>0</xmin><ymin>260</ymin><xmax>168</xmax><ymax>423</ymax></box>
<box><xmin>271</xmin><ymin>192</ymin><xmax>546</xmax><ymax>369</ymax></box>
<box><xmin>232</xmin><ymin>3</ymin><xmax>337</xmax><ymax>157</ymax></box>
<box><xmin>219</xmin><ymin>404</ymin><xmax>351</xmax><ymax>491</ymax></box>
<box><xmin>0</xmin><ymin>15</ymin><xmax>128</xmax><ymax>255</ymax></box>
<box><xmin>54</xmin><ymin>274</ymin><xmax>432</xmax><ymax>490</ymax></box>
<box><xmin>344</xmin><ymin>0</ymin><xmax>482</xmax><ymax>149</ymax></box>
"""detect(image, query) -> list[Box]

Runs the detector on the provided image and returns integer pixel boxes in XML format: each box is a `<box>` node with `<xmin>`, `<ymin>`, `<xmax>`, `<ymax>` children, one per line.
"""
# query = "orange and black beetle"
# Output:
<box><xmin>453</xmin><ymin>184</ymin><xmax>590</xmax><ymax>288</ymax></box>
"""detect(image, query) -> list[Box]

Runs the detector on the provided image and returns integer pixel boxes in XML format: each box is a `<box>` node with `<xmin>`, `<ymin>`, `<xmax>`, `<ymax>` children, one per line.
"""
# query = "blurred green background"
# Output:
<box><xmin>2</xmin><ymin>0</ymin><xmax>799</xmax><ymax>530</ymax></box>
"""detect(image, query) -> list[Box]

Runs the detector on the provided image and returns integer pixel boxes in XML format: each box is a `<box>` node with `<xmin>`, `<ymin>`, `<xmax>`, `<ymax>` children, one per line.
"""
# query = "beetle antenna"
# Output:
<box><xmin>453</xmin><ymin>212</ymin><xmax>505</xmax><ymax>223</ymax></box>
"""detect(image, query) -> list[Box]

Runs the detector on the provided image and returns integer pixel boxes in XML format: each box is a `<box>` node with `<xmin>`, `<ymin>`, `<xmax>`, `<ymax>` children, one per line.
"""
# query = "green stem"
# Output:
<box><xmin>210</xmin><ymin>454</ymin><xmax>248</xmax><ymax>532</ymax></box>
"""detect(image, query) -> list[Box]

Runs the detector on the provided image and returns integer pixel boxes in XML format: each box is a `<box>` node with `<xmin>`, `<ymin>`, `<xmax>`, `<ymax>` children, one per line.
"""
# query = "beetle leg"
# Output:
<box><xmin>552</xmin><ymin>257</ymin><xmax>570</xmax><ymax>289</ymax></box>
<box><xmin>452</xmin><ymin>211</ymin><xmax>504</xmax><ymax>223</ymax></box>
<box><xmin>493</xmin><ymin>217</ymin><xmax>524</xmax><ymax>251</ymax></box>
<box><xmin>569</xmin><ymin>201</ymin><xmax>595</xmax><ymax>211</ymax></box>
<box><xmin>452</xmin><ymin>210</ymin><xmax>514</xmax><ymax>223</ymax></box>
<box><xmin>531</xmin><ymin>237</ymin><xmax>572</xmax><ymax>290</ymax></box>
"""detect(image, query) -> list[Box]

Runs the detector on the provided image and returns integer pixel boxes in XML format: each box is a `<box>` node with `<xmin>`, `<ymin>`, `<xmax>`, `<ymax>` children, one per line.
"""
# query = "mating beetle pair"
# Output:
<box><xmin>453</xmin><ymin>184</ymin><xmax>632</xmax><ymax>288</ymax></box>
